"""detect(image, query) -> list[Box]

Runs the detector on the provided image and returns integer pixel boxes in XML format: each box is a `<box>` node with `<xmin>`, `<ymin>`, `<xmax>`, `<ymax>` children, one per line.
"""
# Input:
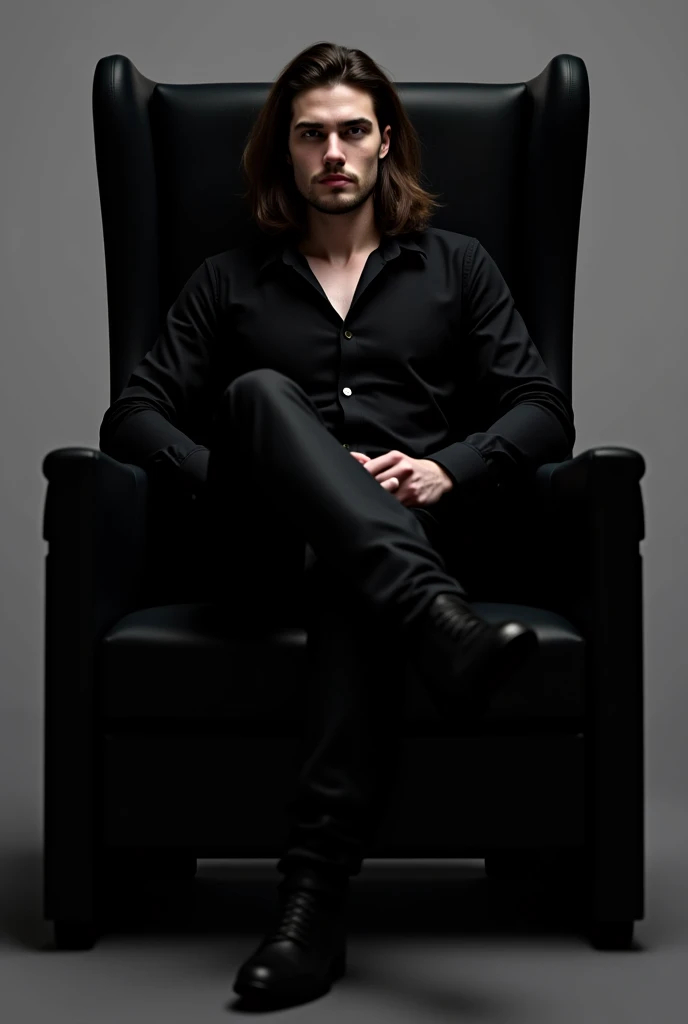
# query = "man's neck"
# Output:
<box><xmin>297</xmin><ymin>231</ymin><xmax>382</xmax><ymax>267</ymax></box>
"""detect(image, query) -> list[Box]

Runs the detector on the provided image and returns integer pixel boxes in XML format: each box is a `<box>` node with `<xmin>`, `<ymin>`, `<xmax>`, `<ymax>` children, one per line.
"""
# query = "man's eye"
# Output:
<box><xmin>302</xmin><ymin>127</ymin><xmax>365</xmax><ymax>138</ymax></box>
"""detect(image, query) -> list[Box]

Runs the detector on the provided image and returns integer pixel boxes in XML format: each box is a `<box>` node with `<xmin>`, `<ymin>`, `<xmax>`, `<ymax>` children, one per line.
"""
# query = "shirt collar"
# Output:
<box><xmin>257</xmin><ymin>231</ymin><xmax>427</xmax><ymax>277</ymax></box>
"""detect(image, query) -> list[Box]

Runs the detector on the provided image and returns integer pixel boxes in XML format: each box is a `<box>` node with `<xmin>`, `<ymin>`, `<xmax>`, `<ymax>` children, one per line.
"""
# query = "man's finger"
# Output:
<box><xmin>364</xmin><ymin>451</ymin><xmax>400</xmax><ymax>474</ymax></box>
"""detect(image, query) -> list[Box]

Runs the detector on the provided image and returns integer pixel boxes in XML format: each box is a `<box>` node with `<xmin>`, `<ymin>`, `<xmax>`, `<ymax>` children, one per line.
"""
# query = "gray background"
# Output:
<box><xmin>1</xmin><ymin>0</ymin><xmax>687</xmax><ymax>1019</ymax></box>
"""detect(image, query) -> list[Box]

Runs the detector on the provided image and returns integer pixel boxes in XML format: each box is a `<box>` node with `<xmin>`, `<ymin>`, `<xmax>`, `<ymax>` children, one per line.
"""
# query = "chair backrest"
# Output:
<box><xmin>93</xmin><ymin>52</ymin><xmax>589</xmax><ymax>416</ymax></box>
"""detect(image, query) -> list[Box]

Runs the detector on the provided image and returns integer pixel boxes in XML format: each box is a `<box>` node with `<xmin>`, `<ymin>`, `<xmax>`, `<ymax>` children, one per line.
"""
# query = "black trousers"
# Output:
<box><xmin>201</xmin><ymin>368</ymin><xmax>517</xmax><ymax>881</ymax></box>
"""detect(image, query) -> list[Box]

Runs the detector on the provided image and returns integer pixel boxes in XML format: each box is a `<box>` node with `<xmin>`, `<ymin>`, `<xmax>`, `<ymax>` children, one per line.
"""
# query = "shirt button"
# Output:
<box><xmin>342</xmin><ymin>443</ymin><xmax>350</xmax><ymax>449</ymax></box>
<box><xmin>344</xmin><ymin>330</ymin><xmax>352</xmax><ymax>338</ymax></box>
<box><xmin>342</xmin><ymin>387</ymin><xmax>352</xmax><ymax>396</ymax></box>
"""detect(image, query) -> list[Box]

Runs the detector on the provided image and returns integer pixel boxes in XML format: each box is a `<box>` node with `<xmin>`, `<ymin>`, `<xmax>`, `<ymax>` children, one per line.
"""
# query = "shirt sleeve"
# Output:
<box><xmin>425</xmin><ymin>237</ymin><xmax>576</xmax><ymax>497</ymax></box>
<box><xmin>98</xmin><ymin>259</ymin><xmax>219</xmax><ymax>497</ymax></box>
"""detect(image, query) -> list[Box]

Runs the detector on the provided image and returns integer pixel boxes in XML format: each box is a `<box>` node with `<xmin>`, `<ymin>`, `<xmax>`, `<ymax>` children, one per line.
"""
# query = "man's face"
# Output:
<box><xmin>286</xmin><ymin>83</ymin><xmax>391</xmax><ymax>220</ymax></box>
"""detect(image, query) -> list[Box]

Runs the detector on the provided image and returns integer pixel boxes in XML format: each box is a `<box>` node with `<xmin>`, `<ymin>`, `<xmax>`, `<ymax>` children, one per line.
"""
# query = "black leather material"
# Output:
<box><xmin>233</xmin><ymin>872</ymin><xmax>348</xmax><ymax>1003</ymax></box>
<box><xmin>406</xmin><ymin>593</ymin><xmax>541</xmax><ymax>722</ymax></box>
<box><xmin>97</xmin><ymin>599</ymin><xmax>586</xmax><ymax>727</ymax></box>
<box><xmin>42</xmin><ymin>53</ymin><xmax>646</xmax><ymax>939</ymax></box>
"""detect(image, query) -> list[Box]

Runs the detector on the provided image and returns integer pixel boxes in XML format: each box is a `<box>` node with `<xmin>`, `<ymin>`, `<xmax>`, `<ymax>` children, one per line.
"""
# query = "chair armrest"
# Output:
<box><xmin>528</xmin><ymin>446</ymin><xmax>646</xmax><ymax>625</ymax></box>
<box><xmin>531</xmin><ymin>449</ymin><xmax>646</xmax><ymax>918</ymax></box>
<box><xmin>42</xmin><ymin>447</ymin><xmax>150</xmax><ymax>641</ymax></box>
<box><xmin>41</xmin><ymin>447</ymin><xmax>150</xmax><ymax>922</ymax></box>
<box><xmin>533</xmin><ymin>446</ymin><xmax>645</xmax><ymax>540</ymax></box>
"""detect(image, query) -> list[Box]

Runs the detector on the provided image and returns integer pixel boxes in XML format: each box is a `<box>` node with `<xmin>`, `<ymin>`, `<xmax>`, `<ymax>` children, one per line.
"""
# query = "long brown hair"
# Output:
<box><xmin>238</xmin><ymin>41</ymin><xmax>446</xmax><ymax>238</ymax></box>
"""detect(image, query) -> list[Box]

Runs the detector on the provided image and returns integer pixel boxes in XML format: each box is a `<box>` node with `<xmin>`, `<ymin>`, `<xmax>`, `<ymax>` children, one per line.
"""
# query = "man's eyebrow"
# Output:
<box><xmin>293</xmin><ymin>117</ymin><xmax>374</xmax><ymax>131</ymax></box>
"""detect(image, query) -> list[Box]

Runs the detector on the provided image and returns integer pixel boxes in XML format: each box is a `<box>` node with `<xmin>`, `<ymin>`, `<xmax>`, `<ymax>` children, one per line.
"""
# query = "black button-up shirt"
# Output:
<box><xmin>99</xmin><ymin>226</ymin><xmax>575</xmax><ymax>502</ymax></box>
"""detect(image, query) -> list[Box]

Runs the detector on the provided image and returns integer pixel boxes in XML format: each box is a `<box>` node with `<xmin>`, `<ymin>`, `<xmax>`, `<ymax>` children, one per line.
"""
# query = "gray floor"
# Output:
<box><xmin>2</xmin><ymin>708</ymin><xmax>685</xmax><ymax>1022</ymax></box>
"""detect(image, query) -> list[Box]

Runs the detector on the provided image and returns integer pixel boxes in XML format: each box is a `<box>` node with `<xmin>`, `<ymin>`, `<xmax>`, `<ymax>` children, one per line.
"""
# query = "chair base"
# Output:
<box><xmin>585</xmin><ymin>920</ymin><xmax>635</xmax><ymax>950</ymax></box>
<box><xmin>53</xmin><ymin>919</ymin><xmax>101</xmax><ymax>950</ymax></box>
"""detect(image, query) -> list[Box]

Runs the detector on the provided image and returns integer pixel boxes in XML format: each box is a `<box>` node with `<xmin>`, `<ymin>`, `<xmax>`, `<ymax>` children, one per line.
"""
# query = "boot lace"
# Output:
<box><xmin>265</xmin><ymin>888</ymin><xmax>319</xmax><ymax>950</ymax></box>
<box><xmin>434</xmin><ymin>599</ymin><xmax>489</xmax><ymax>649</ymax></box>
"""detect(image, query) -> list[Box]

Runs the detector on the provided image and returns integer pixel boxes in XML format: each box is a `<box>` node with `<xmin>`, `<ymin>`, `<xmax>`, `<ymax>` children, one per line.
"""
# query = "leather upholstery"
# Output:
<box><xmin>98</xmin><ymin>600</ymin><xmax>586</xmax><ymax>726</ymax></box>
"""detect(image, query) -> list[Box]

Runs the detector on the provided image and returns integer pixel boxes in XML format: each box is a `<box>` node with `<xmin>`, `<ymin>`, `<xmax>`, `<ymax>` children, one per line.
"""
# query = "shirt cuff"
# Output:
<box><xmin>179</xmin><ymin>446</ymin><xmax>211</xmax><ymax>497</ymax></box>
<box><xmin>424</xmin><ymin>442</ymin><xmax>495</xmax><ymax>500</ymax></box>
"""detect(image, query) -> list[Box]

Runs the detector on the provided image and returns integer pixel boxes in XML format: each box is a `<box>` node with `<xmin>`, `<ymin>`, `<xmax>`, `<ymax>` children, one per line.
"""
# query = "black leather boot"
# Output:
<box><xmin>232</xmin><ymin>865</ymin><xmax>349</xmax><ymax>1005</ymax></box>
<box><xmin>408</xmin><ymin>592</ymin><xmax>540</xmax><ymax>720</ymax></box>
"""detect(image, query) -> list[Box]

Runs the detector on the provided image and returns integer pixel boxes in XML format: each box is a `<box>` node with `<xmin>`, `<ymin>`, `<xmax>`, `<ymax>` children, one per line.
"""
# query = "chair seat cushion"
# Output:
<box><xmin>98</xmin><ymin>600</ymin><xmax>586</xmax><ymax>732</ymax></box>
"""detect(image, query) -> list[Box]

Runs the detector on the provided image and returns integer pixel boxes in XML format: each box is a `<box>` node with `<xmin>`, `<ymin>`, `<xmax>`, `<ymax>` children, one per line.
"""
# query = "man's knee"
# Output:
<box><xmin>220</xmin><ymin>367</ymin><xmax>290</xmax><ymax>403</ymax></box>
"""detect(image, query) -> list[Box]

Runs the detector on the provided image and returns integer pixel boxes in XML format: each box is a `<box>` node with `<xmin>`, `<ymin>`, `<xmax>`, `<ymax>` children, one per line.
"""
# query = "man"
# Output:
<box><xmin>99</xmin><ymin>42</ymin><xmax>575</xmax><ymax>1008</ymax></box>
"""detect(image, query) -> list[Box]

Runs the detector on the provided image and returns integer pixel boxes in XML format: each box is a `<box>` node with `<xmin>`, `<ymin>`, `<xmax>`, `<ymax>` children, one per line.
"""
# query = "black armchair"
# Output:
<box><xmin>42</xmin><ymin>52</ymin><xmax>646</xmax><ymax>951</ymax></box>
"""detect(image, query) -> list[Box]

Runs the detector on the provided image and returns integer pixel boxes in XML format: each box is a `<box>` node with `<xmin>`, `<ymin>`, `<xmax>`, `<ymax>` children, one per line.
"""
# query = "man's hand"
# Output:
<box><xmin>349</xmin><ymin>449</ymin><xmax>454</xmax><ymax>508</ymax></box>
